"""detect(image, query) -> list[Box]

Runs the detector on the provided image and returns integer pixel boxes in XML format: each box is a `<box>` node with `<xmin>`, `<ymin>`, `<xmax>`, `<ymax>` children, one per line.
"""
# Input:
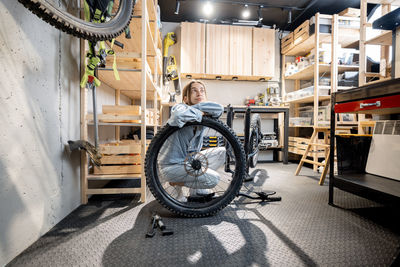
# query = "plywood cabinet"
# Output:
<box><xmin>206</xmin><ymin>24</ymin><xmax>230</xmax><ymax>75</ymax></box>
<box><xmin>230</xmin><ymin>26</ymin><xmax>252</xmax><ymax>76</ymax></box>
<box><xmin>180</xmin><ymin>22</ymin><xmax>275</xmax><ymax>80</ymax></box>
<box><xmin>252</xmin><ymin>27</ymin><xmax>275</xmax><ymax>77</ymax></box>
<box><xmin>180</xmin><ymin>22</ymin><xmax>206</xmax><ymax>74</ymax></box>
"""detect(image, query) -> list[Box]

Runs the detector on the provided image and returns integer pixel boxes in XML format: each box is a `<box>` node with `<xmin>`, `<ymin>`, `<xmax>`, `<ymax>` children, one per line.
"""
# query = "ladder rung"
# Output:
<box><xmin>309</xmin><ymin>143</ymin><xmax>330</xmax><ymax>147</ymax></box>
<box><xmin>302</xmin><ymin>159</ymin><xmax>325</xmax><ymax>166</ymax></box>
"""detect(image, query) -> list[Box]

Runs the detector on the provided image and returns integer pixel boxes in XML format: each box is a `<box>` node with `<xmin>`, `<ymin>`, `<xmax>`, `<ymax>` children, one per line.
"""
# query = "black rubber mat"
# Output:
<box><xmin>7</xmin><ymin>163</ymin><xmax>400</xmax><ymax>266</ymax></box>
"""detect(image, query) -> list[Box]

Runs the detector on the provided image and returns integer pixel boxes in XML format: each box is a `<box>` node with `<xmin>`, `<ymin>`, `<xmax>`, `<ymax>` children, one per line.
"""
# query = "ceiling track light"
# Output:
<box><xmin>174</xmin><ymin>0</ymin><xmax>180</xmax><ymax>15</ymax></box>
<box><xmin>242</xmin><ymin>4</ymin><xmax>250</xmax><ymax>19</ymax></box>
<box><xmin>203</xmin><ymin>1</ymin><xmax>213</xmax><ymax>17</ymax></box>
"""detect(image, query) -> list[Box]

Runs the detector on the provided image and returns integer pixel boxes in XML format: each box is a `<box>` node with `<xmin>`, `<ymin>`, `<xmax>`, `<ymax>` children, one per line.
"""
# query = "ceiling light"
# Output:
<box><xmin>203</xmin><ymin>1</ymin><xmax>213</xmax><ymax>17</ymax></box>
<box><xmin>174</xmin><ymin>0</ymin><xmax>180</xmax><ymax>15</ymax></box>
<box><xmin>242</xmin><ymin>5</ymin><xmax>250</xmax><ymax>19</ymax></box>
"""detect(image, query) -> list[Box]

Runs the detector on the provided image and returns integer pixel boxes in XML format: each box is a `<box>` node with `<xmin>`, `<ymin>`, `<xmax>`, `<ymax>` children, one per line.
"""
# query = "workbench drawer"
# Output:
<box><xmin>335</xmin><ymin>94</ymin><xmax>400</xmax><ymax>114</ymax></box>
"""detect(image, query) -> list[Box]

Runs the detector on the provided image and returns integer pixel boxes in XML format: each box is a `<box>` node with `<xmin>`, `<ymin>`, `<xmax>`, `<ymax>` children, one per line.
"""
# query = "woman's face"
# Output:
<box><xmin>189</xmin><ymin>82</ymin><xmax>206</xmax><ymax>105</ymax></box>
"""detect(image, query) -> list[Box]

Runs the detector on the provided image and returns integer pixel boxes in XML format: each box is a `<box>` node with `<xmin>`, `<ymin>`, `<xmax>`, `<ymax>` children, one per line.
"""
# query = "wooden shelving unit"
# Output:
<box><xmin>358</xmin><ymin>0</ymin><xmax>396</xmax><ymax>132</ymax></box>
<box><xmin>282</xmin><ymin>13</ymin><xmax>360</xmax><ymax>170</ymax></box>
<box><xmin>359</xmin><ymin>0</ymin><xmax>393</xmax><ymax>86</ymax></box>
<box><xmin>80</xmin><ymin>0</ymin><xmax>162</xmax><ymax>204</ymax></box>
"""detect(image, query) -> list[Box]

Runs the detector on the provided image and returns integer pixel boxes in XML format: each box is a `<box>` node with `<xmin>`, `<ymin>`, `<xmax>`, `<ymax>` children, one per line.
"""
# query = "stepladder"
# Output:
<box><xmin>295</xmin><ymin>127</ymin><xmax>331</xmax><ymax>185</ymax></box>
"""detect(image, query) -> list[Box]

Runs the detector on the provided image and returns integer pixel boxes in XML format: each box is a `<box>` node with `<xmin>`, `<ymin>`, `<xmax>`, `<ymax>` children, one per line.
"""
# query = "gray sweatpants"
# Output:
<box><xmin>161</xmin><ymin>147</ymin><xmax>226</xmax><ymax>189</ymax></box>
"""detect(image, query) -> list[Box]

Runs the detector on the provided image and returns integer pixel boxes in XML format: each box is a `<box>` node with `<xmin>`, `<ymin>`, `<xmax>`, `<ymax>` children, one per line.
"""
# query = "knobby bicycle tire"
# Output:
<box><xmin>18</xmin><ymin>0</ymin><xmax>134</xmax><ymax>41</ymax></box>
<box><xmin>249</xmin><ymin>113</ymin><xmax>261</xmax><ymax>168</ymax></box>
<box><xmin>145</xmin><ymin>117</ymin><xmax>246</xmax><ymax>217</ymax></box>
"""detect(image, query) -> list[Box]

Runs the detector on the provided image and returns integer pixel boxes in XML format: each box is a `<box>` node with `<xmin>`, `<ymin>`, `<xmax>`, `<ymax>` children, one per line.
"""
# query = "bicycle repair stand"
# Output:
<box><xmin>226</xmin><ymin>105</ymin><xmax>281</xmax><ymax>203</ymax></box>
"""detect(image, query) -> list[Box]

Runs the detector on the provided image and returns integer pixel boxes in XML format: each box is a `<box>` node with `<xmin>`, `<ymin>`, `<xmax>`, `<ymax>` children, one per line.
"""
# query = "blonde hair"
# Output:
<box><xmin>182</xmin><ymin>80</ymin><xmax>207</xmax><ymax>105</ymax></box>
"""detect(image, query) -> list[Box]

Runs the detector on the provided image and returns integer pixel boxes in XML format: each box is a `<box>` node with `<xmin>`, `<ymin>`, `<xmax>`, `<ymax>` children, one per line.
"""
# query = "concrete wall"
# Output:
<box><xmin>161</xmin><ymin>22</ymin><xmax>282</xmax><ymax>160</ymax></box>
<box><xmin>0</xmin><ymin>1</ymin><xmax>81</xmax><ymax>265</ymax></box>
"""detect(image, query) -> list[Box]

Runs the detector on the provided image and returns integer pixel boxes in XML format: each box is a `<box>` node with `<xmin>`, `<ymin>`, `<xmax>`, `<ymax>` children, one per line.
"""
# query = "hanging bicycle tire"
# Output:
<box><xmin>248</xmin><ymin>113</ymin><xmax>262</xmax><ymax>168</ymax></box>
<box><xmin>17</xmin><ymin>0</ymin><xmax>134</xmax><ymax>41</ymax></box>
<box><xmin>145</xmin><ymin>117</ymin><xmax>246</xmax><ymax>217</ymax></box>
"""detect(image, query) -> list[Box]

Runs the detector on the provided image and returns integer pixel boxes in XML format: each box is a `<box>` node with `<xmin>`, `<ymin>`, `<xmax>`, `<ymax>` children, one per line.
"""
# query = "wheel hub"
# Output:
<box><xmin>184</xmin><ymin>152</ymin><xmax>209</xmax><ymax>176</ymax></box>
<box><xmin>191</xmin><ymin>159</ymin><xmax>202</xmax><ymax>170</ymax></box>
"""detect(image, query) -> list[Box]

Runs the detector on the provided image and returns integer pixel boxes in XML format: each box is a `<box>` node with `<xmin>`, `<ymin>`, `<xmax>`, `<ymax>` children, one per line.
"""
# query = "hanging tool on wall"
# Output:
<box><xmin>163</xmin><ymin>32</ymin><xmax>181</xmax><ymax>95</ymax></box>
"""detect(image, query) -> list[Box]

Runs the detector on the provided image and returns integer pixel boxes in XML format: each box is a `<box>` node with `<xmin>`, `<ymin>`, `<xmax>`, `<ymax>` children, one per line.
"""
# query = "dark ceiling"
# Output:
<box><xmin>159</xmin><ymin>0</ymin><xmax>376</xmax><ymax>31</ymax></box>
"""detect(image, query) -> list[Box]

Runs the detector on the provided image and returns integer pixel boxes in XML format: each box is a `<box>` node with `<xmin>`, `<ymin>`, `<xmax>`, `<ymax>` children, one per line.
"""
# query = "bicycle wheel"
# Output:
<box><xmin>145</xmin><ymin>117</ymin><xmax>246</xmax><ymax>217</ymax></box>
<box><xmin>18</xmin><ymin>0</ymin><xmax>134</xmax><ymax>41</ymax></box>
<box><xmin>248</xmin><ymin>113</ymin><xmax>262</xmax><ymax>168</ymax></box>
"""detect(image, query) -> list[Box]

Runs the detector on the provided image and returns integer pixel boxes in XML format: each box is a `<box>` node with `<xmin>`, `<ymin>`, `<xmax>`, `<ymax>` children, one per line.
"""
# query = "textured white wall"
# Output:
<box><xmin>0</xmin><ymin>1</ymin><xmax>81</xmax><ymax>265</ymax></box>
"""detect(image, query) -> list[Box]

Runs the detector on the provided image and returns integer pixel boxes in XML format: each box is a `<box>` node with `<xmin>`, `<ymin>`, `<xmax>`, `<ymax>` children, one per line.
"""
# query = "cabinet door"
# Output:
<box><xmin>229</xmin><ymin>26</ymin><xmax>252</xmax><ymax>76</ymax></box>
<box><xmin>206</xmin><ymin>24</ymin><xmax>230</xmax><ymax>75</ymax></box>
<box><xmin>252</xmin><ymin>28</ymin><xmax>275</xmax><ymax>77</ymax></box>
<box><xmin>180</xmin><ymin>22</ymin><xmax>205</xmax><ymax>74</ymax></box>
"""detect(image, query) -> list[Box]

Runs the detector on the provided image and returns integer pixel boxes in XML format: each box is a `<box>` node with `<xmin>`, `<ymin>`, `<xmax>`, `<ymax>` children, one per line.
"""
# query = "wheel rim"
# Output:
<box><xmin>152</xmin><ymin>121</ymin><xmax>244</xmax><ymax>211</ymax></box>
<box><xmin>41</xmin><ymin>0</ymin><xmax>124</xmax><ymax>27</ymax></box>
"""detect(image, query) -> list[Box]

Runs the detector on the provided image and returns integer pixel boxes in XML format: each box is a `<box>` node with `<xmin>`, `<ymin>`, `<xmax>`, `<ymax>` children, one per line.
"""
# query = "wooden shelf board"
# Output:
<box><xmin>98</xmin><ymin>68</ymin><xmax>161</xmax><ymax>100</ymax></box>
<box><xmin>365</xmin><ymin>72</ymin><xmax>380</xmax><ymax>78</ymax></box>
<box><xmin>365</xmin><ymin>31</ymin><xmax>392</xmax><ymax>46</ymax></box>
<box><xmin>286</xmin><ymin>94</ymin><xmax>331</xmax><ymax>104</ymax></box>
<box><xmin>88</xmin><ymin>122</ymin><xmax>160</xmax><ymax>127</ymax></box>
<box><xmin>283</xmin><ymin>33</ymin><xmax>329</xmax><ymax>56</ymax></box>
<box><xmin>86</xmin><ymin>188</ymin><xmax>142</xmax><ymax>194</ymax></box>
<box><xmin>367</xmin><ymin>0</ymin><xmax>400</xmax><ymax>5</ymax></box>
<box><xmin>87</xmin><ymin>174</ymin><xmax>142</xmax><ymax>180</ymax></box>
<box><xmin>181</xmin><ymin>73</ymin><xmax>272</xmax><ymax>81</ymax></box>
<box><xmin>289</xmin><ymin>125</ymin><xmax>314</xmax><ymax>128</ymax></box>
<box><xmin>365</xmin><ymin>77</ymin><xmax>392</xmax><ymax>85</ymax></box>
<box><xmin>285</xmin><ymin>64</ymin><xmax>359</xmax><ymax>80</ymax></box>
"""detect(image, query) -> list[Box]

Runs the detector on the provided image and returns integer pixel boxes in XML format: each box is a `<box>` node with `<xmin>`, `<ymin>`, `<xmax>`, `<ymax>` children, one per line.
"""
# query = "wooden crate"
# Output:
<box><xmin>294</xmin><ymin>20</ymin><xmax>309</xmax><ymax>45</ymax></box>
<box><xmin>102</xmin><ymin>105</ymin><xmax>141</xmax><ymax>115</ymax></box>
<box><xmin>94</xmin><ymin>141</ymin><xmax>144</xmax><ymax>175</ymax></box>
<box><xmin>338</xmin><ymin>8</ymin><xmax>360</xmax><ymax>17</ymax></box>
<box><xmin>288</xmin><ymin>137</ymin><xmax>326</xmax><ymax>157</ymax></box>
<box><xmin>86</xmin><ymin>106</ymin><xmax>159</xmax><ymax>125</ymax></box>
<box><xmin>281</xmin><ymin>32</ymin><xmax>294</xmax><ymax>54</ymax></box>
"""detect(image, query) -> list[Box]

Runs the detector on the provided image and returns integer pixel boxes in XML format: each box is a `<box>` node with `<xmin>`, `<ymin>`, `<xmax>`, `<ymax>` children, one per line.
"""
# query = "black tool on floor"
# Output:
<box><xmin>145</xmin><ymin>213</ymin><xmax>173</xmax><ymax>238</ymax></box>
<box><xmin>145</xmin><ymin>214</ymin><xmax>157</xmax><ymax>238</ymax></box>
<box><xmin>238</xmin><ymin>191</ymin><xmax>282</xmax><ymax>202</ymax></box>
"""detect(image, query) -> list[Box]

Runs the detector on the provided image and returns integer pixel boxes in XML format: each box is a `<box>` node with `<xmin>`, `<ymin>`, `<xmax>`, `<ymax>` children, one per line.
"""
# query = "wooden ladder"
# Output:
<box><xmin>295</xmin><ymin>127</ymin><xmax>330</xmax><ymax>185</ymax></box>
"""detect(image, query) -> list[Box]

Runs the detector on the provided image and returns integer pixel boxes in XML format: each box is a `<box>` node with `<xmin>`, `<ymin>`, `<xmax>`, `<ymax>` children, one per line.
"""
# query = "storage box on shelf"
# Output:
<box><xmin>294</xmin><ymin>19</ymin><xmax>310</xmax><ymax>45</ymax></box>
<box><xmin>94</xmin><ymin>140</ymin><xmax>143</xmax><ymax>175</ymax></box>
<box><xmin>80</xmin><ymin>0</ymin><xmax>162</xmax><ymax>204</ymax></box>
<box><xmin>281</xmin><ymin>32</ymin><xmax>294</xmax><ymax>54</ymax></box>
<box><xmin>288</xmin><ymin>137</ymin><xmax>326</xmax><ymax>157</ymax></box>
